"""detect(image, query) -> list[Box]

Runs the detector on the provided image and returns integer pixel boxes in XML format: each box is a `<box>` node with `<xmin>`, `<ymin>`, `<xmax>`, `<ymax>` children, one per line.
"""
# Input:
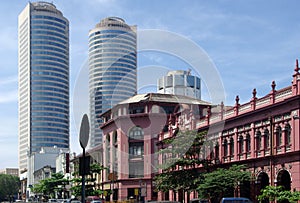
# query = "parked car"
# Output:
<box><xmin>90</xmin><ymin>201</ymin><xmax>103</xmax><ymax>203</ymax></box>
<box><xmin>146</xmin><ymin>201</ymin><xmax>180</xmax><ymax>203</ymax></box>
<box><xmin>86</xmin><ymin>196</ymin><xmax>102</xmax><ymax>203</ymax></box>
<box><xmin>190</xmin><ymin>199</ymin><xmax>209</xmax><ymax>203</ymax></box>
<box><xmin>70</xmin><ymin>201</ymin><xmax>81</xmax><ymax>203</ymax></box>
<box><xmin>48</xmin><ymin>199</ymin><xmax>58</xmax><ymax>203</ymax></box>
<box><xmin>220</xmin><ymin>197</ymin><xmax>252</xmax><ymax>203</ymax></box>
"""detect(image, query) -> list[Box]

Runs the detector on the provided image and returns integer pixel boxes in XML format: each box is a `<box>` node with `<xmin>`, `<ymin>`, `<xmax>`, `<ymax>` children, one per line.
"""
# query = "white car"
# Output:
<box><xmin>70</xmin><ymin>201</ymin><xmax>81</xmax><ymax>203</ymax></box>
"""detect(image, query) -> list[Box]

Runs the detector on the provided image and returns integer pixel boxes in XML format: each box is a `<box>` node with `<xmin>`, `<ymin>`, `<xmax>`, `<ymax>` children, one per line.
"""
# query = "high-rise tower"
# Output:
<box><xmin>89</xmin><ymin>17</ymin><xmax>137</xmax><ymax>147</ymax></box>
<box><xmin>18</xmin><ymin>2</ymin><xmax>69</xmax><ymax>173</ymax></box>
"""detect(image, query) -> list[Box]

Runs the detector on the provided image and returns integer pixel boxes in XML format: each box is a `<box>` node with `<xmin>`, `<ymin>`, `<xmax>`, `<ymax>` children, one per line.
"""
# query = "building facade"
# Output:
<box><xmin>100</xmin><ymin>93</ymin><xmax>210</xmax><ymax>201</ymax></box>
<box><xmin>88</xmin><ymin>17</ymin><xmax>137</xmax><ymax>148</ymax></box>
<box><xmin>0</xmin><ymin>168</ymin><xmax>19</xmax><ymax>176</ymax></box>
<box><xmin>157</xmin><ymin>70</ymin><xmax>201</xmax><ymax>99</ymax></box>
<box><xmin>33</xmin><ymin>165</ymin><xmax>55</xmax><ymax>185</ymax></box>
<box><xmin>18</xmin><ymin>0</ymin><xmax>69</xmax><ymax>193</ymax></box>
<box><xmin>157</xmin><ymin>60</ymin><xmax>300</xmax><ymax>203</ymax></box>
<box><xmin>27</xmin><ymin>147</ymin><xmax>68</xmax><ymax>197</ymax></box>
<box><xmin>93</xmin><ymin>60</ymin><xmax>300</xmax><ymax>202</ymax></box>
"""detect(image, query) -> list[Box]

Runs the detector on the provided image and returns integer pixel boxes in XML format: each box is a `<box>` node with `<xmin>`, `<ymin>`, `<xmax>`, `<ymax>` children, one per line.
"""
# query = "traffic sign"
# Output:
<box><xmin>79</xmin><ymin>114</ymin><xmax>90</xmax><ymax>149</ymax></box>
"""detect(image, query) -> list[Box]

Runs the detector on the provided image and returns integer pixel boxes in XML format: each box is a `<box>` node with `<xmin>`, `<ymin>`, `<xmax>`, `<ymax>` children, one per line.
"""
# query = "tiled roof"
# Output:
<box><xmin>118</xmin><ymin>93</ymin><xmax>211</xmax><ymax>105</ymax></box>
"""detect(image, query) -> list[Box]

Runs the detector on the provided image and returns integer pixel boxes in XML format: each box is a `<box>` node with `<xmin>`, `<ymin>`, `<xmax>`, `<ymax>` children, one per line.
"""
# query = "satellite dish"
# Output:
<box><xmin>79</xmin><ymin>114</ymin><xmax>90</xmax><ymax>149</ymax></box>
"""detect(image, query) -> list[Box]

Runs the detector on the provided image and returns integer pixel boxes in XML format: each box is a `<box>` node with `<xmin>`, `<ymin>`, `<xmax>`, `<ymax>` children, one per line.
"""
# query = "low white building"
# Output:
<box><xmin>26</xmin><ymin>146</ymin><xmax>69</xmax><ymax>198</ymax></box>
<box><xmin>0</xmin><ymin>168</ymin><xmax>19</xmax><ymax>176</ymax></box>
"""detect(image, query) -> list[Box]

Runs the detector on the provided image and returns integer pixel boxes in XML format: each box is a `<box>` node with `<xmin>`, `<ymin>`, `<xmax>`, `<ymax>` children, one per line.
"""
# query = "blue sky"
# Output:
<box><xmin>1</xmin><ymin>0</ymin><xmax>300</xmax><ymax>169</ymax></box>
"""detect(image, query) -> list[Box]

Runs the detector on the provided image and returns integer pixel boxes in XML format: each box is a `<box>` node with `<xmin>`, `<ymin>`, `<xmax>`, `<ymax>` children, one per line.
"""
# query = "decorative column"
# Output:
<box><xmin>282</xmin><ymin>122</ymin><xmax>287</xmax><ymax>153</ymax></box>
<box><xmin>243</xmin><ymin>134</ymin><xmax>247</xmax><ymax>160</ymax></box>
<box><xmin>234</xmin><ymin>128</ymin><xmax>238</xmax><ymax>161</ymax></box>
<box><xmin>251</xmin><ymin>88</ymin><xmax>257</xmax><ymax>110</ymax></box>
<box><xmin>270</xmin><ymin>81</ymin><xmax>276</xmax><ymax>104</ymax></box>
<box><xmin>261</xmin><ymin>129</ymin><xmax>266</xmax><ymax>157</ymax></box>
<box><xmin>251</xmin><ymin>123</ymin><xmax>255</xmax><ymax>158</ymax></box>
<box><xmin>222</xmin><ymin>138</ymin><xmax>226</xmax><ymax>162</ymax></box>
<box><xmin>273</xmin><ymin>124</ymin><xmax>279</xmax><ymax>156</ymax></box>
<box><xmin>292</xmin><ymin>59</ymin><xmax>300</xmax><ymax>96</ymax></box>
<box><xmin>168</xmin><ymin>114</ymin><xmax>173</xmax><ymax>134</ymax></box>
<box><xmin>206</xmin><ymin>106</ymin><xmax>211</xmax><ymax>125</ymax></box>
<box><xmin>189</xmin><ymin>109</ymin><xmax>195</xmax><ymax>129</ymax></box>
<box><xmin>234</xmin><ymin>96</ymin><xmax>240</xmax><ymax>116</ymax></box>
<box><xmin>220</xmin><ymin>101</ymin><xmax>224</xmax><ymax>120</ymax></box>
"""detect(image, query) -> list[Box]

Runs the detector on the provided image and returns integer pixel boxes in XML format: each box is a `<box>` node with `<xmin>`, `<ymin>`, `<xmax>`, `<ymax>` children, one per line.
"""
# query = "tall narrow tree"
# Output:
<box><xmin>154</xmin><ymin>130</ymin><xmax>209</xmax><ymax>202</ymax></box>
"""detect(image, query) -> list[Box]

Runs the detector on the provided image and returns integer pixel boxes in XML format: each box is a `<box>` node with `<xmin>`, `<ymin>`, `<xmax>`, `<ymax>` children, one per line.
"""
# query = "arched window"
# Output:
<box><xmin>238</xmin><ymin>135</ymin><xmax>244</xmax><ymax>154</ymax></box>
<box><xmin>200</xmin><ymin>145</ymin><xmax>206</xmax><ymax>160</ymax></box>
<box><xmin>284</xmin><ymin>124</ymin><xmax>291</xmax><ymax>145</ymax></box>
<box><xmin>112</xmin><ymin>131</ymin><xmax>118</xmax><ymax>171</ymax></box>
<box><xmin>229</xmin><ymin>137</ymin><xmax>234</xmax><ymax>156</ymax></box>
<box><xmin>246</xmin><ymin>133</ymin><xmax>251</xmax><ymax>152</ymax></box>
<box><xmin>257</xmin><ymin>172</ymin><xmax>270</xmax><ymax>194</ymax></box>
<box><xmin>128</xmin><ymin>129</ymin><xmax>145</xmax><ymax>178</ymax></box>
<box><xmin>128</xmin><ymin>126</ymin><xmax>144</xmax><ymax>140</ymax></box>
<box><xmin>256</xmin><ymin>130</ymin><xmax>262</xmax><ymax>150</ymax></box>
<box><xmin>106</xmin><ymin>134</ymin><xmax>111</xmax><ymax>165</ymax></box>
<box><xmin>210</xmin><ymin>142</ymin><xmax>214</xmax><ymax>159</ymax></box>
<box><xmin>264</xmin><ymin>129</ymin><xmax>270</xmax><ymax>149</ymax></box>
<box><xmin>128</xmin><ymin>126</ymin><xmax>144</xmax><ymax>159</ymax></box>
<box><xmin>113</xmin><ymin>131</ymin><xmax>118</xmax><ymax>144</ymax></box>
<box><xmin>215</xmin><ymin>142</ymin><xmax>219</xmax><ymax>160</ymax></box>
<box><xmin>223</xmin><ymin>139</ymin><xmax>228</xmax><ymax>156</ymax></box>
<box><xmin>129</xmin><ymin>142</ymin><xmax>144</xmax><ymax>156</ymax></box>
<box><xmin>276</xmin><ymin>126</ymin><xmax>282</xmax><ymax>146</ymax></box>
<box><xmin>277</xmin><ymin>170</ymin><xmax>291</xmax><ymax>191</ymax></box>
<box><xmin>163</xmin><ymin>153</ymin><xmax>168</xmax><ymax>164</ymax></box>
<box><xmin>106</xmin><ymin>133</ymin><xmax>110</xmax><ymax>143</ymax></box>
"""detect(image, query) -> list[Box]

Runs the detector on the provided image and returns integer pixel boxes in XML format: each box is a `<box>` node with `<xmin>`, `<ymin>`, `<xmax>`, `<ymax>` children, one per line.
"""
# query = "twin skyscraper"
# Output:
<box><xmin>88</xmin><ymin>17</ymin><xmax>137</xmax><ymax>148</ymax></box>
<box><xmin>18</xmin><ymin>2</ymin><xmax>137</xmax><ymax>179</ymax></box>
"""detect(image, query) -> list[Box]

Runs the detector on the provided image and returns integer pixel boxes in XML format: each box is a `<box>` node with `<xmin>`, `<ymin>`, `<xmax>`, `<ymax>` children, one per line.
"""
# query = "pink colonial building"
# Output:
<box><xmin>100</xmin><ymin>60</ymin><xmax>300</xmax><ymax>202</ymax></box>
<box><xmin>100</xmin><ymin>94</ymin><xmax>210</xmax><ymax>201</ymax></box>
<box><xmin>157</xmin><ymin>60</ymin><xmax>300</xmax><ymax>202</ymax></box>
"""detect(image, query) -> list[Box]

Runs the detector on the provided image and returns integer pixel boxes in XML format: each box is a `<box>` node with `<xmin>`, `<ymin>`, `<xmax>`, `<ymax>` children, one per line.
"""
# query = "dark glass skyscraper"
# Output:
<box><xmin>18</xmin><ymin>2</ymin><xmax>69</xmax><ymax>172</ymax></box>
<box><xmin>89</xmin><ymin>17</ymin><xmax>137</xmax><ymax>147</ymax></box>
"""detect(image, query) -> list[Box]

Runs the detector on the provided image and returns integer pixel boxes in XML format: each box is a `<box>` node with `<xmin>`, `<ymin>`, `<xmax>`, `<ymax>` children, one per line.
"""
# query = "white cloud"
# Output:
<box><xmin>0</xmin><ymin>139</ymin><xmax>18</xmax><ymax>168</ymax></box>
<box><xmin>0</xmin><ymin>121</ymin><xmax>17</xmax><ymax>139</ymax></box>
<box><xmin>0</xmin><ymin>75</ymin><xmax>18</xmax><ymax>85</ymax></box>
<box><xmin>0</xmin><ymin>26</ymin><xmax>17</xmax><ymax>51</ymax></box>
<box><xmin>0</xmin><ymin>75</ymin><xmax>18</xmax><ymax>103</ymax></box>
<box><xmin>0</xmin><ymin>115</ymin><xmax>18</xmax><ymax>168</ymax></box>
<box><xmin>0</xmin><ymin>90</ymin><xmax>18</xmax><ymax>103</ymax></box>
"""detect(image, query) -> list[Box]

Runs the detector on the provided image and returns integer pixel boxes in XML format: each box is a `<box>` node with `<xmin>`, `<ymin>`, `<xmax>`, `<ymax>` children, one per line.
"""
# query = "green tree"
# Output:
<box><xmin>258</xmin><ymin>186</ymin><xmax>300</xmax><ymax>203</ymax></box>
<box><xmin>0</xmin><ymin>174</ymin><xmax>20</xmax><ymax>202</ymax></box>
<box><xmin>32</xmin><ymin>173</ymin><xmax>69</xmax><ymax>199</ymax></box>
<box><xmin>197</xmin><ymin>164</ymin><xmax>251</xmax><ymax>203</ymax></box>
<box><xmin>70</xmin><ymin>163</ymin><xmax>107</xmax><ymax>197</ymax></box>
<box><xmin>154</xmin><ymin>130</ymin><xmax>209</xmax><ymax>201</ymax></box>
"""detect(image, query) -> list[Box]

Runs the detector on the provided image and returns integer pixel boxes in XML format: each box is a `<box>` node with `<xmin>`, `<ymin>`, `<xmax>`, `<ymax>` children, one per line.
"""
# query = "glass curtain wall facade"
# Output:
<box><xmin>18</xmin><ymin>2</ymin><xmax>69</xmax><ymax>172</ymax></box>
<box><xmin>89</xmin><ymin>17</ymin><xmax>137</xmax><ymax>148</ymax></box>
